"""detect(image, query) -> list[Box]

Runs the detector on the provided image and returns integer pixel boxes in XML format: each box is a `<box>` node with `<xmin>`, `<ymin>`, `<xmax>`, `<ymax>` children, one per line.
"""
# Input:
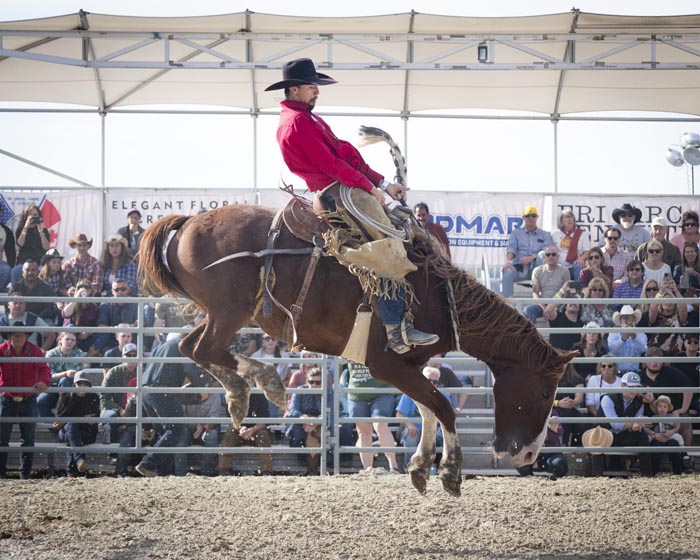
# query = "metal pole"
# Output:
<box><xmin>253</xmin><ymin>113</ymin><xmax>259</xmax><ymax>204</ymax></box>
<box><xmin>552</xmin><ymin>118</ymin><xmax>559</xmax><ymax>193</ymax></box>
<box><xmin>692</xmin><ymin>165</ymin><xmax>696</xmax><ymax>195</ymax></box>
<box><xmin>100</xmin><ymin>112</ymin><xmax>106</xmax><ymax>187</ymax></box>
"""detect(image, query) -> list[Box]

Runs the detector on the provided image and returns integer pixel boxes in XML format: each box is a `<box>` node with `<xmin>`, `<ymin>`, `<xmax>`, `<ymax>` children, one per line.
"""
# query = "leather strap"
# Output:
<box><xmin>262</xmin><ymin>209</ymin><xmax>285</xmax><ymax>317</ymax></box>
<box><xmin>284</xmin><ymin>245</ymin><xmax>323</xmax><ymax>345</ymax></box>
<box><xmin>202</xmin><ymin>247</ymin><xmax>314</xmax><ymax>270</ymax></box>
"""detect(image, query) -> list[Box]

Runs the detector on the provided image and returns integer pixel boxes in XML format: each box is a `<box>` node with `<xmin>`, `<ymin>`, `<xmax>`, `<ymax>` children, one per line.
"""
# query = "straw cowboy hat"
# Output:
<box><xmin>650</xmin><ymin>395</ymin><xmax>674</xmax><ymax>414</ymax></box>
<box><xmin>104</xmin><ymin>233</ymin><xmax>128</xmax><ymax>249</ymax></box>
<box><xmin>612</xmin><ymin>203</ymin><xmax>642</xmax><ymax>224</ymax></box>
<box><xmin>68</xmin><ymin>233</ymin><xmax>93</xmax><ymax>249</ymax></box>
<box><xmin>265</xmin><ymin>58</ymin><xmax>337</xmax><ymax>91</ymax></box>
<box><xmin>582</xmin><ymin>426</ymin><xmax>614</xmax><ymax>454</ymax></box>
<box><xmin>612</xmin><ymin>304</ymin><xmax>643</xmax><ymax>326</ymax></box>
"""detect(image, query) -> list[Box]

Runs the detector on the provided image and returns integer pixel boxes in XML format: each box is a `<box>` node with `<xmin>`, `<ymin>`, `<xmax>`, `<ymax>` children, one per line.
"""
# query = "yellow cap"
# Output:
<box><xmin>523</xmin><ymin>206</ymin><xmax>538</xmax><ymax>216</ymax></box>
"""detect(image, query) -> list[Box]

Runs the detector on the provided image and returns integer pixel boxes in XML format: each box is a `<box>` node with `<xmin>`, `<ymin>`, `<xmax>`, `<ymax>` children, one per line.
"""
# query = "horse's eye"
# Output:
<box><xmin>541</xmin><ymin>392</ymin><xmax>550</xmax><ymax>400</ymax></box>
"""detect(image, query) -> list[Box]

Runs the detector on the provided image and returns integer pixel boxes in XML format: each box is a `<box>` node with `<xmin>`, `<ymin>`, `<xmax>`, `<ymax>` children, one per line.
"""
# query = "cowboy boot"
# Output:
<box><xmin>385</xmin><ymin>319</ymin><xmax>439</xmax><ymax>354</ymax></box>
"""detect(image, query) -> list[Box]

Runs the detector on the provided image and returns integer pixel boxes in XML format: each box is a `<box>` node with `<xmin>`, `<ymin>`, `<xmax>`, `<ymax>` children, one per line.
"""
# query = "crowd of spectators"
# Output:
<box><xmin>1</xmin><ymin>202</ymin><xmax>699</xmax><ymax>479</ymax></box>
<box><xmin>503</xmin><ymin>202</ymin><xmax>699</xmax><ymax>477</ymax></box>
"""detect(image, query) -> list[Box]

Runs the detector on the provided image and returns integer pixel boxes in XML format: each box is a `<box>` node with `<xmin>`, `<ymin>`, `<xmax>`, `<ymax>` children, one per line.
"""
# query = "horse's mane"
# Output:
<box><xmin>410</xmin><ymin>231</ymin><xmax>563</xmax><ymax>380</ymax></box>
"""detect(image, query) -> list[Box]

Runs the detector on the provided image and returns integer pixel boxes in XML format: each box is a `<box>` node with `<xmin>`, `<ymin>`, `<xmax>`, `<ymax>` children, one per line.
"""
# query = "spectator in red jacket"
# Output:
<box><xmin>0</xmin><ymin>322</ymin><xmax>51</xmax><ymax>479</ymax></box>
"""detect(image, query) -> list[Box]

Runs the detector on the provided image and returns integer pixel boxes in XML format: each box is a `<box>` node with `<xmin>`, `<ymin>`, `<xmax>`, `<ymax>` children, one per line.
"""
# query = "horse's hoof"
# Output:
<box><xmin>225</xmin><ymin>390</ymin><xmax>249</xmax><ymax>430</ymax></box>
<box><xmin>233</xmin><ymin>353</ymin><xmax>287</xmax><ymax>409</ymax></box>
<box><xmin>438</xmin><ymin>473</ymin><xmax>462</xmax><ymax>497</ymax></box>
<box><xmin>409</xmin><ymin>470</ymin><xmax>428</xmax><ymax>495</ymax></box>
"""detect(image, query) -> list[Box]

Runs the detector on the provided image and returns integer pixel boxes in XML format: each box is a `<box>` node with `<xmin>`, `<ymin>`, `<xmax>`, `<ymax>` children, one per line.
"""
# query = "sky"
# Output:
<box><xmin>1</xmin><ymin>0</ymin><xmax>700</xmax><ymax>195</ymax></box>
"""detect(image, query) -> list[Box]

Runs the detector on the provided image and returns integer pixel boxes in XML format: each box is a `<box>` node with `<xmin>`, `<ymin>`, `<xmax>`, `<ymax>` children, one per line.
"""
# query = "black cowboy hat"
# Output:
<box><xmin>612</xmin><ymin>203</ymin><xmax>642</xmax><ymax>224</ymax></box>
<box><xmin>40</xmin><ymin>248</ymin><xmax>63</xmax><ymax>266</ymax></box>
<box><xmin>6</xmin><ymin>320</ymin><xmax>30</xmax><ymax>336</ymax></box>
<box><xmin>264</xmin><ymin>58</ymin><xmax>337</xmax><ymax>91</ymax></box>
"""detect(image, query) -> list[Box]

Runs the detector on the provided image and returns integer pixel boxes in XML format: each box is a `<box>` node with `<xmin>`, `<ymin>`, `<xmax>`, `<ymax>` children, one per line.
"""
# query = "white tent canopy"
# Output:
<box><xmin>1</xmin><ymin>9</ymin><xmax>700</xmax><ymax>115</ymax></box>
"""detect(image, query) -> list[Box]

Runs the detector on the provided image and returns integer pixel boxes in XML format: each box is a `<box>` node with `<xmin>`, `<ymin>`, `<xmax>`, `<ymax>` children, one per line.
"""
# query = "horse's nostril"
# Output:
<box><xmin>522</xmin><ymin>451</ymin><xmax>534</xmax><ymax>464</ymax></box>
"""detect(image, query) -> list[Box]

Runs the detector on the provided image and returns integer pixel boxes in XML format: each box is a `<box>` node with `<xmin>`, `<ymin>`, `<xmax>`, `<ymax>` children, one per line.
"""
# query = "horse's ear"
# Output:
<box><xmin>552</xmin><ymin>349</ymin><xmax>578</xmax><ymax>368</ymax></box>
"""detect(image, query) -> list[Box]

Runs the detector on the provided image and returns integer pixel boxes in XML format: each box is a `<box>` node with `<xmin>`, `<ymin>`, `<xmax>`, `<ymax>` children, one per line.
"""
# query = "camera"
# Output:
<box><xmin>569</xmin><ymin>281</ymin><xmax>581</xmax><ymax>291</ymax></box>
<box><xmin>30</xmin><ymin>216</ymin><xmax>41</xmax><ymax>225</ymax></box>
<box><xmin>663</xmin><ymin>272</ymin><xmax>671</xmax><ymax>279</ymax></box>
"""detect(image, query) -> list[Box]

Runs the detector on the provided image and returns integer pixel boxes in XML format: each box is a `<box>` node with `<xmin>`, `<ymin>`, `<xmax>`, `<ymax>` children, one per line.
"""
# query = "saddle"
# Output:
<box><xmin>281</xmin><ymin>195</ymin><xmax>329</xmax><ymax>245</ymax></box>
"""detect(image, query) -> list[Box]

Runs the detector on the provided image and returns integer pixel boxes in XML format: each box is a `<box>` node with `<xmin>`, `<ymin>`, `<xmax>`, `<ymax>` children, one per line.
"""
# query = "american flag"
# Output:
<box><xmin>0</xmin><ymin>195</ymin><xmax>14</xmax><ymax>225</ymax></box>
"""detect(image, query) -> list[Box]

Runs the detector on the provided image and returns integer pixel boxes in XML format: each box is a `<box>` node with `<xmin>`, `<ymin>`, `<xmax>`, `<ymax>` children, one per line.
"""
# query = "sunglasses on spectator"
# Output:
<box><xmin>588</xmin><ymin>255</ymin><xmax>601</xmax><ymax>260</ymax></box>
<box><xmin>606</xmin><ymin>236</ymin><xmax>620</xmax><ymax>241</ymax></box>
<box><xmin>545</xmin><ymin>252</ymin><xmax>558</xmax><ymax>257</ymax></box>
<box><xmin>429</xmin><ymin>379</ymin><xmax>440</xmax><ymax>385</ymax></box>
<box><xmin>113</xmin><ymin>286</ymin><xmax>128</xmax><ymax>292</ymax></box>
<box><xmin>125</xmin><ymin>352</ymin><xmax>137</xmax><ymax>358</ymax></box>
<box><xmin>590</xmin><ymin>287</ymin><xmax>605</xmax><ymax>292</ymax></box>
<box><xmin>648</xmin><ymin>249</ymin><xmax>662</xmax><ymax>254</ymax></box>
<box><xmin>307</xmin><ymin>379</ymin><xmax>322</xmax><ymax>385</ymax></box>
<box><xmin>686</xmin><ymin>339</ymin><xmax>699</xmax><ymax>345</ymax></box>
<box><xmin>262</xmin><ymin>336</ymin><xmax>274</xmax><ymax>341</ymax></box>
<box><xmin>683</xmin><ymin>222</ymin><xmax>698</xmax><ymax>228</ymax></box>
<box><xmin>523</xmin><ymin>214</ymin><xmax>538</xmax><ymax>218</ymax></box>
<box><xmin>628</xmin><ymin>268</ymin><xmax>642</xmax><ymax>272</ymax></box>
<box><xmin>600</xmin><ymin>364</ymin><xmax>615</xmax><ymax>369</ymax></box>
<box><xmin>646</xmin><ymin>286</ymin><xmax>659</xmax><ymax>292</ymax></box>
<box><xmin>620</xmin><ymin>212</ymin><xmax>634</xmax><ymax>217</ymax></box>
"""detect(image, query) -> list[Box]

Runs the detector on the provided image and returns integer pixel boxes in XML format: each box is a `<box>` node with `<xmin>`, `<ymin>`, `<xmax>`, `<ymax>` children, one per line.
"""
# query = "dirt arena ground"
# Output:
<box><xmin>1</xmin><ymin>474</ymin><xmax>699</xmax><ymax>560</ymax></box>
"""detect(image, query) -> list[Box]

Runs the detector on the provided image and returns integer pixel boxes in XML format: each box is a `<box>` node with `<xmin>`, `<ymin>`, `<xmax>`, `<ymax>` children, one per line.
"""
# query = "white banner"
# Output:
<box><xmin>0</xmin><ymin>190</ymin><xmax>102</xmax><ymax>259</ymax></box>
<box><xmin>551</xmin><ymin>196</ymin><xmax>700</xmax><ymax>246</ymax></box>
<box><xmin>105</xmin><ymin>189</ymin><xmax>257</xmax><ymax>235</ymax></box>
<box><xmin>408</xmin><ymin>191</ymin><xmax>546</xmax><ymax>268</ymax></box>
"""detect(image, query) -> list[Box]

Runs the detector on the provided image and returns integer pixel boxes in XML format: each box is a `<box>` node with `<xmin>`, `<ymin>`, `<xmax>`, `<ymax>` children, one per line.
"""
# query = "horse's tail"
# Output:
<box><xmin>138</xmin><ymin>214</ymin><xmax>192</xmax><ymax>297</ymax></box>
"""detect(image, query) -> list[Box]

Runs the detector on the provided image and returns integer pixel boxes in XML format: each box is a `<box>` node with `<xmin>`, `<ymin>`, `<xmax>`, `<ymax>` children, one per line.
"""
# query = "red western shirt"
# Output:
<box><xmin>276</xmin><ymin>100</ymin><xmax>384</xmax><ymax>193</ymax></box>
<box><xmin>0</xmin><ymin>341</ymin><xmax>51</xmax><ymax>398</ymax></box>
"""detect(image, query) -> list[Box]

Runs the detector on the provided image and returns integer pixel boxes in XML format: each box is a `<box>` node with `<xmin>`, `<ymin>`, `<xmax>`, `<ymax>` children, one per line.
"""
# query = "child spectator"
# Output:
<box><xmin>39</xmin><ymin>249</ymin><xmax>69</xmax><ymax>297</ymax></box>
<box><xmin>643</xmin><ymin>395</ymin><xmax>684</xmax><ymax>475</ymax></box>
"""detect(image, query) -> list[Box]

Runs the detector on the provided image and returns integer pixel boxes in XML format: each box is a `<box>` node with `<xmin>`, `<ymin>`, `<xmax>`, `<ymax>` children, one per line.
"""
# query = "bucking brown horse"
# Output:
<box><xmin>138</xmin><ymin>203</ymin><xmax>575</xmax><ymax>496</ymax></box>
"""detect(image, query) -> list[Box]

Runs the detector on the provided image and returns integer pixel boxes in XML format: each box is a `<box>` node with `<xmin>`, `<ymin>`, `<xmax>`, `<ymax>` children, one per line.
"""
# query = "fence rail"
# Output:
<box><xmin>1</xmin><ymin>293</ymin><xmax>699</xmax><ymax>476</ymax></box>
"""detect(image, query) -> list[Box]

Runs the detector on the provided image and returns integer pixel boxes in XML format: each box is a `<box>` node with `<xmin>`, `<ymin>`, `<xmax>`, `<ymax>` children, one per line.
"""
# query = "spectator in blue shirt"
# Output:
<box><xmin>608</xmin><ymin>305</ymin><xmax>647</xmax><ymax>372</ymax></box>
<box><xmin>612</xmin><ymin>260</ymin><xmax>645</xmax><ymax>309</ymax></box>
<box><xmin>500</xmin><ymin>206</ymin><xmax>554</xmax><ymax>297</ymax></box>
